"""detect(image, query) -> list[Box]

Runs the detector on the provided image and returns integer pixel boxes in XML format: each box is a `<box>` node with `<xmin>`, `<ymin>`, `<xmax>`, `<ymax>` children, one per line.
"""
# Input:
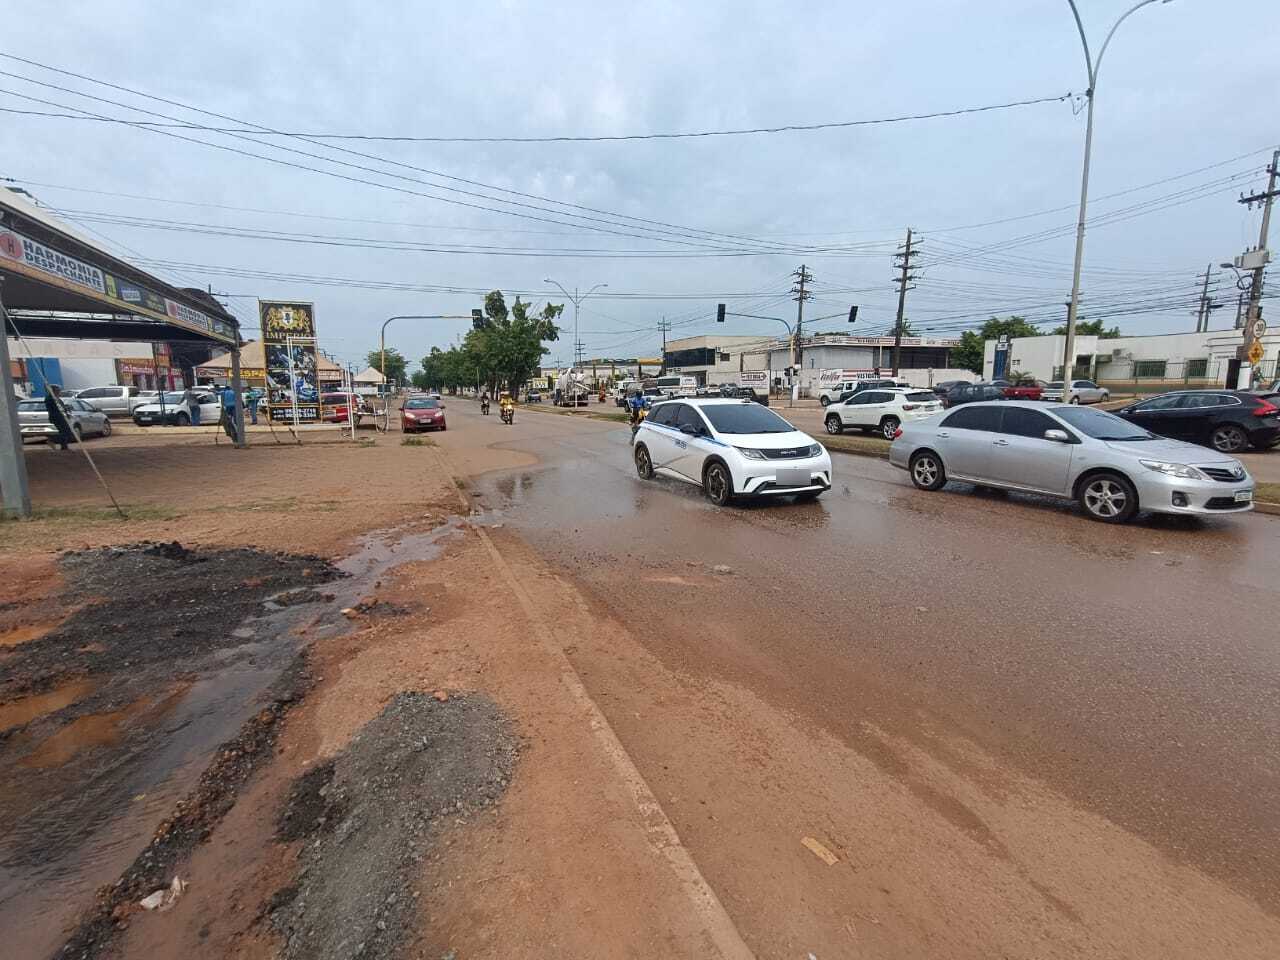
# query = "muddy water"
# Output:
<box><xmin>471</xmin><ymin>409</ymin><xmax>1280</xmax><ymax>913</ymax></box>
<box><xmin>0</xmin><ymin>528</ymin><xmax>469</xmax><ymax>959</ymax></box>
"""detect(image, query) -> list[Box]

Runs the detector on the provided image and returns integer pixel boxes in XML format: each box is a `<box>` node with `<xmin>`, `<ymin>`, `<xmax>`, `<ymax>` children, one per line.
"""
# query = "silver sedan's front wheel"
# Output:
<box><xmin>1079</xmin><ymin>473</ymin><xmax>1138</xmax><ymax>523</ymax></box>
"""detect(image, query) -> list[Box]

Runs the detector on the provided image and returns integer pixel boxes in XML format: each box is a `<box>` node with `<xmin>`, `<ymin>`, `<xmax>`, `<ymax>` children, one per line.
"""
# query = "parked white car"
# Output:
<box><xmin>632</xmin><ymin>398</ymin><xmax>832</xmax><ymax>505</ymax></box>
<box><xmin>131</xmin><ymin>391</ymin><xmax>222</xmax><ymax>426</ymax></box>
<box><xmin>823</xmin><ymin>387</ymin><xmax>943</xmax><ymax>439</ymax></box>
<box><xmin>818</xmin><ymin>377</ymin><xmax>911</xmax><ymax>406</ymax></box>
<box><xmin>1041</xmin><ymin>379</ymin><xmax>1110</xmax><ymax>404</ymax></box>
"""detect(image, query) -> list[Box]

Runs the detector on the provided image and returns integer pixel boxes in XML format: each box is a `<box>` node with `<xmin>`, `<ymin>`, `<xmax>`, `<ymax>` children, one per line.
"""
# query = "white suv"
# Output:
<box><xmin>824</xmin><ymin>387</ymin><xmax>943</xmax><ymax>440</ymax></box>
<box><xmin>632</xmin><ymin>398</ymin><xmax>832</xmax><ymax>505</ymax></box>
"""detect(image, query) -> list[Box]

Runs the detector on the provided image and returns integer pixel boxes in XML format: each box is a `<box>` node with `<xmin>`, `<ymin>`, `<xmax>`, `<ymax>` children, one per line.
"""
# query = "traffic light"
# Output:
<box><xmin>848</xmin><ymin>305</ymin><xmax>859</xmax><ymax>324</ymax></box>
<box><xmin>471</xmin><ymin>308</ymin><xmax>485</xmax><ymax>331</ymax></box>
<box><xmin>716</xmin><ymin>303</ymin><xmax>726</xmax><ymax>323</ymax></box>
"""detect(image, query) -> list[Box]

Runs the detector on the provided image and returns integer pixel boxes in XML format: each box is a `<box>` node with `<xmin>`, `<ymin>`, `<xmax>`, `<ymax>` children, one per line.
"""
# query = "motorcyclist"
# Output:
<box><xmin>627</xmin><ymin>389</ymin><xmax>646</xmax><ymax>425</ymax></box>
<box><xmin>480</xmin><ymin>390</ymin><xmax>490</xmax><ymax>415</ymax></box>
<box><xmin>499</xmin><ymin>390</ymin><xmax>515</xmax><ymax>423</ymax></box>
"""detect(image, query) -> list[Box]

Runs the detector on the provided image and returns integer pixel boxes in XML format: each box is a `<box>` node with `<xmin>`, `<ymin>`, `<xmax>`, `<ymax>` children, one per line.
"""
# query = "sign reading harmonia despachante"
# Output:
<box><xmin>259</xmin><ymin>300</ymin><xmax>319</xmax><ymax>423</ymax></box>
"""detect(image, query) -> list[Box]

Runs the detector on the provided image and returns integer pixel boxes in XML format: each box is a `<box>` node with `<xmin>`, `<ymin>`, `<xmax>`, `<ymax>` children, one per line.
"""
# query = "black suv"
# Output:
<box><xmin>1114</xmin><ymin>390</ymin><xmax>1280</xmax><ymax>453</ymax></box>
<box><xmin>942</xmin><ymin>382</ymin><xmax>1007</xmax><ymax>408</ymax></box>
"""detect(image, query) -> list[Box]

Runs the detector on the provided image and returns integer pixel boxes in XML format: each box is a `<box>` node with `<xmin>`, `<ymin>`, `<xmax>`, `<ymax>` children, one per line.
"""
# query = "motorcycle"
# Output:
<box><xmin>480</xmin><ymin>398</ymin><xmax>490</xmax><ymax>415</ymax></box>
<box><xmin>500</xmin><ymin>404</ymin><xmax>514</xmax><ymax>425</ymax></box>
<box><xmin>629</xmin><ymin>403</ymin><xmax>648</xmax><ymax>436</ymax></box>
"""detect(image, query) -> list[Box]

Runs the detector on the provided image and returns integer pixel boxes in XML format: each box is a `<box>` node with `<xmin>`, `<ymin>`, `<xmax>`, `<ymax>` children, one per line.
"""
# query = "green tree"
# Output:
<box><xmin>1051</xmin><ymin>318</ymin><xmax>1121</xmax><ymax>338</ymax></box>
<box><xmin>949</xmin><ymin>316</ymin><xmax>1041</xmax><ymax>374</ymax></box>
<box><xmin>366</xmin><ymin>347</ymin><xmax>408</xmax><ymax>387</ymax></box>
<box><xmin>466</xmin><ymin>291</ymin><xmax>562</xmax><ymax>394</ymax></box>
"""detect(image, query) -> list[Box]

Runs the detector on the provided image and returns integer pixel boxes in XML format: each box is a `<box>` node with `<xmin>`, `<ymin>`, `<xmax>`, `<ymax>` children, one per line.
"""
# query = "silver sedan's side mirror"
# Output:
<box><xmin>1044</xmin><ymin>429</ymin><xmax>1070</xmax><ymax>443</ymax></box>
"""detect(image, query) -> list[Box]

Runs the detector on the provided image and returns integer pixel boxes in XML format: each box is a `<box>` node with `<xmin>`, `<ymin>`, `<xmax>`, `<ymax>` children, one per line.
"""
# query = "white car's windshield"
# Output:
<box><xmin>1054</xmin><ymin>406</ymin><xmax>1155</xmax><ymax>441</ymax></box>
<box><xmin>701</xmin><ymin>403</ymin><xmax>793</xmax><ymax>434</ymax></box>
<box><xmin>158</xmin><ymin>392</ymin><xmax>189</xmax><ymax>404</ymax></box>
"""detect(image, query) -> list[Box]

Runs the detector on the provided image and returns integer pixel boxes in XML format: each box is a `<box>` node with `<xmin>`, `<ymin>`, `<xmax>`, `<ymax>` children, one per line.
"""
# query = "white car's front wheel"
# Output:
<box><xmin>703</xmin><ymin>461</ymin><xmax>733</xmax><ymax>506</ymax></box>
<box><xmin>825</xmin><ymin>416</ymin><xmax>842</xmax><ymax>435</ymax></box>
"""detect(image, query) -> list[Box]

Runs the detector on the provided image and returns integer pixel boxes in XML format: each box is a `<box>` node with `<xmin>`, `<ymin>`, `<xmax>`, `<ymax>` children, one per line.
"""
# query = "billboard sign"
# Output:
<box><xmin>259</xmin><ymin>300</ymin><xmax>319</xmax><ymax>423</ymax></box>
<box><xmin>0</xmin><ymin>227</ymin><xmax>235</xmax><ymax>343</ymax></box>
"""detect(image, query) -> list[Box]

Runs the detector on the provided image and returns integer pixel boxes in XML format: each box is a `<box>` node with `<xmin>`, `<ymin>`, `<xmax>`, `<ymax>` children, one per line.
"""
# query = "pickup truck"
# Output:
<box><xmin>990</xmin><ymin>379</ymin><xmax>1044</xmax><ymax>401</ymax></box>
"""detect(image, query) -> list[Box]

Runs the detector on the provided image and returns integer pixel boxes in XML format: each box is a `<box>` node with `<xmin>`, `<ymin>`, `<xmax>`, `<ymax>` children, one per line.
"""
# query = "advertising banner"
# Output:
<box><xmin>0</xmin><ymin>226</ymin><xmax>235</xmax><ymax>343</ymax></box>
<box><xmin>260</xmin><ymin>300</ymin><xmax>319</xmax><ymax>423</ymax></box>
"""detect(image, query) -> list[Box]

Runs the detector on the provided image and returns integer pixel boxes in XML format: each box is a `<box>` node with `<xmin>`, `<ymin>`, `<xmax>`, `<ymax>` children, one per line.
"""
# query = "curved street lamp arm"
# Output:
<box><xmin>1096</xmin><ymin>0</ymin><xmax>1165</xmax><ymax>81</ymax></box>
<box><xmin>543</xmin><ymin>279</ymin><xmax>575</xmax><ymax>304</ymax></box>
<box><xmin>1065</xmin><ymin>0</ymin><xmax>1095</xmax><ymax>87</ymax></box>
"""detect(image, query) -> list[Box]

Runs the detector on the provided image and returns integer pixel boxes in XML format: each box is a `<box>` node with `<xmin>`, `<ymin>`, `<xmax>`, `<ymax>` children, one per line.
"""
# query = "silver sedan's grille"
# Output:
<box><xmin>1200</xmin><ymin>466</ymin><xmax>1245</xmax><ymax>483</ymax></box>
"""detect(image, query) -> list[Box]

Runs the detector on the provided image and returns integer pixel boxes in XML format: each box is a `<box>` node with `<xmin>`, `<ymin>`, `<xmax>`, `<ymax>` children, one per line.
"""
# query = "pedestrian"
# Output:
<box><xmin>220</xmin><ymin>384</ymin><xmax>239</xmax><ymax>443</ymax></box>
<box><xmin>182</xmin><ymin>387</ymin><xmax>200</xmax><ymax>426</ymax></box>
<box><xmin>246</xmin><ymin>386</ymin><xmax>261</xmax><ymax>424</ymax></box>
<box><xmin>44</xmin><ymin>384</ymin><xmax>75</xmax><ymax>450</ymax></box>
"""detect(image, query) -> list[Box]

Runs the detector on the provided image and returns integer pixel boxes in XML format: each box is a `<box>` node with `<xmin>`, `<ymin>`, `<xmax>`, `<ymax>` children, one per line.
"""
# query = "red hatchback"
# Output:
<box><xmin>401</xmin><ymin>397</ymin><xmax>446</xmax><ymax>432</ymax></box>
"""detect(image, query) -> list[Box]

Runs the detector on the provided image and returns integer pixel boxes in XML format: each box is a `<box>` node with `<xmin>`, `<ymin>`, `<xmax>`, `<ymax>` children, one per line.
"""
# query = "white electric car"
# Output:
<box><xmin>631</xmin><ymin>398</ymin><xmax>833</xmax><ymax>505</ymax></box>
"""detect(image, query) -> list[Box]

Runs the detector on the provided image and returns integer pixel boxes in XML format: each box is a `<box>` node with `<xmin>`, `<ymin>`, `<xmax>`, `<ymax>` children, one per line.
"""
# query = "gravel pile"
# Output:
<box><xmin>272</xmin><ymin>691</ymin><xmax>518</xmax><ymax>960</ymax></box>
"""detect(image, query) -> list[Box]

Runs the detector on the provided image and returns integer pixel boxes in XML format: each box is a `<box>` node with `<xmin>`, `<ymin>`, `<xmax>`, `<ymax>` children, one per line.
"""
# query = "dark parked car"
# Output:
<box><xmin>932</xmin><ymin>379</ymin><xmax>968</xmax><ymax>399</ymax></box>
<box><xmin>1114</xmin><ymin>390</ymin><xmax>1280</xmax><ymax>453</ymax></box>
<box><xmin>942</xmin><ymin>382</ymin><xmax>1007</xmax><ymax>408</ymax></box>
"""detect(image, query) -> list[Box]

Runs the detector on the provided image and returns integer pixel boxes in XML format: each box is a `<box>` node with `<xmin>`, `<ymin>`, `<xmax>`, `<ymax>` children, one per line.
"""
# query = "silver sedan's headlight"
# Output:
<box><xmin>1139</xmin><ymin>459</ymin><xmax>1206</xmax><ymax>480</ymax></box>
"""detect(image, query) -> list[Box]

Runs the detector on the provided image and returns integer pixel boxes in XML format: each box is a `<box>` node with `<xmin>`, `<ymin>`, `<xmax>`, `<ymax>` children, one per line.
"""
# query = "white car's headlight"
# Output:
<box><xmin>736</xmin><ymin>447</ymin><xmax>767</xmax><ymax>460</ymax></box>
<box><xmin>1139</xmin><ymin>459</ymin><xmax>1205</xmax><ymax>480</ymax></box>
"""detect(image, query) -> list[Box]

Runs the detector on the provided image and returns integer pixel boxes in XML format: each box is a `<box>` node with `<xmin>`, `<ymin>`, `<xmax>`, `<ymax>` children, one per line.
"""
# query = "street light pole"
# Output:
<box><xmin>1062</xmin><ymin>0</ymin><xmax>1173</xmax><ymax>385</ymax></box>
<box><xmin>380</xmin><ymin>313</ymin><xmax>474</xmax><ymax>394</ymax></box>
<box><xmin>544</xmin><ymin>279</ymin><xmax>608</xmax><ymax>370</ymax></box>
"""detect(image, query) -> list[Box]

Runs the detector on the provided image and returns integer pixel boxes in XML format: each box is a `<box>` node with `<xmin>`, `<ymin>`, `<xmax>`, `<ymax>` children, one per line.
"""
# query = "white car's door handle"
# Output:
<box><xmin>936</xmin><ymin>431</ymin><xmax>949</xmax><ymax>438</ymax></box>
<box><xmin>993</xmin><ymin>438</ymin><xmax>1009</xmax><ymax>445</ymax></box>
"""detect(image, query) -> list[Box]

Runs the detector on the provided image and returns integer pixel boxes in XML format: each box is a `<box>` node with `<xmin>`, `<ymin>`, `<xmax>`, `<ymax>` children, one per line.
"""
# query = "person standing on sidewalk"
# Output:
<box><xmin>220</xmin><ymin>384</ymin><xmax>239</xmax><ymax>443</ymax></box>
<box><xmin>182</xmin><ymin>387</ymin><xmax>200</xmax><ymax>426</ymax></box>
<box><xmin>43</xmin><ymin>384</ymin><xmax>75</xmax><ymax>450</ymax></box>
<box><xmin>245</xmin><ymin>386</ymin><xmax>261</xmax><ymax>425</ymax></box>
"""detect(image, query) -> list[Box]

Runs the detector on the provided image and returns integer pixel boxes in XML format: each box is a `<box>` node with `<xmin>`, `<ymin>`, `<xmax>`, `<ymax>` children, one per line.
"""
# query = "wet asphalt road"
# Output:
<box><xmin>455</xmin><ymin>402</ymin><xmax>1280</xmax><ymax>912</ymax></box>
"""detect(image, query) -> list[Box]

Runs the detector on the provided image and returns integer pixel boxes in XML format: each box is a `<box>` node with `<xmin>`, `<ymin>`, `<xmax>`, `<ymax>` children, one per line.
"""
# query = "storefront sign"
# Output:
<box><xmin>260</xmin><ymin>300</ymin><xmax>319</xmax><ymax>423</ymax></box>
<box><xmin>0</xmin><ymin>226</ymin><xmax>235</xmax><ymax>344</ymax></box>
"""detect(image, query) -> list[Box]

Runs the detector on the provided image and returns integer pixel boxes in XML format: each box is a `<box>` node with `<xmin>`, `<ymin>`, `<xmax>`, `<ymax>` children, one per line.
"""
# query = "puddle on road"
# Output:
<box><xmin>0</xmin><ymin>678</ymin><xmax>96</xmax><ymax>733</ymax></box>
<box><xmin>19</xmin><ymin>684</ymin><xmax>191</xmax><ymax>770</ymax></box>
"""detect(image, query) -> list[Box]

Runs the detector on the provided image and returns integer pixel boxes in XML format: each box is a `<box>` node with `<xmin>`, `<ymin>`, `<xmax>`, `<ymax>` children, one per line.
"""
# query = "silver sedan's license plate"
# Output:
<box><xmin>777</xmin><ymin>468</ymin><xmax>810</xmax><ymax>487</ymax></box>
<box><xmin>1234</xmin><ymin>490</ymin><xmax>1253</xmax><ymax>502</ymax></box>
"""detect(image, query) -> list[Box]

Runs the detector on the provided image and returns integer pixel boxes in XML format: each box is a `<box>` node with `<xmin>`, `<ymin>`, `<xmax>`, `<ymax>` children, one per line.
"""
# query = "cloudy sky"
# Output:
<box><xmin>2</xmin><ymin>0</ymin><xmax>1276</xmax><ymax>371</ymax></box>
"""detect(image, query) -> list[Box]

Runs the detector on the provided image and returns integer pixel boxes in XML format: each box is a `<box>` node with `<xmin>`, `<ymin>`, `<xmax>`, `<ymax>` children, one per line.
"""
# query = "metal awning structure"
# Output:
<box><xmin>1</xmin><ymin>188</ymin><xmax>245</xmax><ymax>517</ymax></box>
<box><xmin>0</xmin><ymin>189</ymin><xmax>238</xmax><ymax>344</ymax></box>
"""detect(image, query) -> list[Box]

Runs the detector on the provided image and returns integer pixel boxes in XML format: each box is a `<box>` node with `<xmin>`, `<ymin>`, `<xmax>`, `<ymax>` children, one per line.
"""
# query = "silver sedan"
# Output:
<box><xmin>889</xmin><ymin>401</ymin><xmax>1254</xmax><ymax>523</ymax></box>
<box><xmin>17</xmin><ymin>398</ymin><xmax>113</xmax><ymax>442</ymax></box>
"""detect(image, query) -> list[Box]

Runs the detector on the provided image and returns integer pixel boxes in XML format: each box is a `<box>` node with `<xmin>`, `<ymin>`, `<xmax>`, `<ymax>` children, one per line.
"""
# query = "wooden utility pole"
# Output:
<box><xmin>791</xmin><ymin>265</ymin><xmax>813</xmax><ymax>369</ymax></box>
<box><xmin>1193</xmin><ymin>263</ymin><xmax>1220</xmax><ymax>333</ymax></box>
<box><xmin>1235</xmin><ymin>149</ymin><xmax>1279</xmax><ymax>384</ymax></box>
<box><xmin>892</xmin><ymin>229</ymin><xmax>919</xmax><ymax>375</ymax></box>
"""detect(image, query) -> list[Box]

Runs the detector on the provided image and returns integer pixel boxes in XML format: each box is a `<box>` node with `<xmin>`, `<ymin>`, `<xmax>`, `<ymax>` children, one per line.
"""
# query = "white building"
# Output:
<box><xmin>662</xmin><ymin>335</ymin><xmax>771</xmax><ymax>385</ymax></box>
<box><xmin>5</xmin><ymin>334</ymin><xmax>184</xmax><ymax>392</ymax></box>
<box><xmin>665</xmin><ymin>332</ymin><xmax>972</xmax><ymax>392</ymax></box>
<box><xmin>983</xmin><ymin>330</ymin><xmax>1280</xmax><ymax>391</ymax></box>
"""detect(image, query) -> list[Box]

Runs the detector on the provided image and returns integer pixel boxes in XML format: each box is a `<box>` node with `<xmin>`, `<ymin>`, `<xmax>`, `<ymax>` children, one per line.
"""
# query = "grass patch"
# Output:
<box><xmin>823</xmin><ymin>433</ymin><xmax>892</xmax><ymax>459</ymax></box>
<box><xmin>454</xmin><ymin>478</ymin><xmax>467</xmax><ymax>489</ymax></box>
<box><xmin>524</xmin><ymin>404</ymin><xmax>631</xmax><ymax>424</ymax></box>
<box><xmin>357</xmin><ymin>438</ymin><xmax>377</xmax><ymax>448</ymax></box>
<box><xmin>400</xmin><ymin>436</ymin><xmax>436</xmax><ymax>447</ymax></box>
<box><xmin>1256</xmin><ymin>481</ymin><xmax>1280</xmax><ymax>504</ymax></box>
<box><xmin>0</xmin><ymin>503</ymin><xmax>181</xmax><ymax>539</ymax></box>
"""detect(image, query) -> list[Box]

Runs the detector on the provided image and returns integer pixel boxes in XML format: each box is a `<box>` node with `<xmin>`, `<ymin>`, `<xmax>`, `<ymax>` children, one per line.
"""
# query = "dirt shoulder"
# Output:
<box><xmin>2</xmin><ymin>424</ymin><xmax>750</xmax><ymax>959</ymax></box>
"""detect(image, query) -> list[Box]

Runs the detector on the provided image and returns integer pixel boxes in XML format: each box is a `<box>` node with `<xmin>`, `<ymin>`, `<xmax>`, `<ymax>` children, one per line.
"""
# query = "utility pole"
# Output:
<box><xmin>1234</xmin><ymin>148</ymin><xmax>1279</xmax><ymax>386</ymax></box>
<box><xmin>544</xmin><ymin>279</ymin><xmax>607</xmax><ymax>373</ymax></box>
<box><xmin>1193</xmin><ymin>263</ymin><xmax>1221</xmax><ymax>333</ymax></box>
<box><xmin>657</xmin><ymin>317</ymin><xmax>672</xmax><ymax>373</ymax></box>
<box><xmin>790</xmin><ymin>265</ymin><xmax>813</xmax><ymax>376</ymax></box>
<box><xmin>891</xmin><ymin>229</ymin><xmax>919</xmax><ymax>375</ymax></box>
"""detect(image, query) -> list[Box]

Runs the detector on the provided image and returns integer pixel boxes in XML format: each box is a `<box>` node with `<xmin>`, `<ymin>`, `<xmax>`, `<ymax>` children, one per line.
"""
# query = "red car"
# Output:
<box><xmin>401</xmin><ymin>396</ymin><xmax>446</xmax><ymax>432</ymax></box>
<box><xmin>320</xmin><ymin>392</ymin><xmax>363</xmax><ymax>424</ymax></box>
<box><xmin>991</xmin><ymin>379</ymin><xmax>1044</xmax><ymax>401</ymax></box>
